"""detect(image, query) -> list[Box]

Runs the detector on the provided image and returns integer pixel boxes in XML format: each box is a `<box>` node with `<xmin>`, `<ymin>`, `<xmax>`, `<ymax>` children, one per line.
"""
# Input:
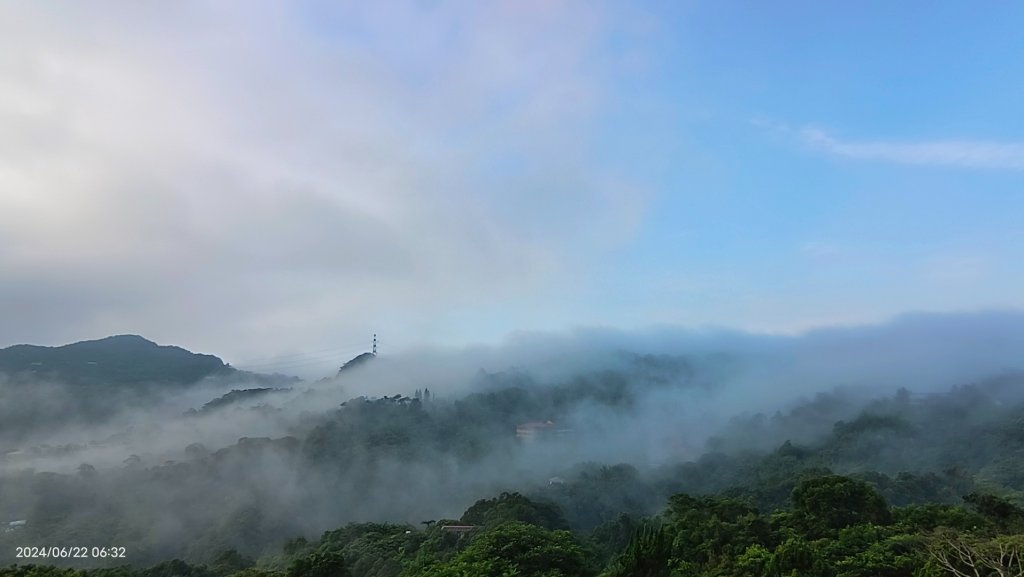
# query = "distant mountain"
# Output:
<box><xmin>0</xmin><ymin>334</ymin><xmax>232</xmax><ymax>386</ymax></box>
<box><xmin>0</xmin><ymin>336</ymin><xmax>301</xmax><ymax>443</ymax></box>
<box><xmin>192</xmin><ymin>387</ymin><xmax>293</xmax><ymax>414</ymax></box>
<box><xmin>337</xmin><ymin>351</ymin><xmax>375</xmax><ymax>375</ymax></box>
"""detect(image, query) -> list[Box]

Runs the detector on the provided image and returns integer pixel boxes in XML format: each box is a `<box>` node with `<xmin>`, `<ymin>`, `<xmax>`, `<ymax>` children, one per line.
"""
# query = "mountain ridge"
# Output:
<box><xmin>0</xmin><ymin>334</ymin><xmax>231</xmax><ymax>386</ymax></box>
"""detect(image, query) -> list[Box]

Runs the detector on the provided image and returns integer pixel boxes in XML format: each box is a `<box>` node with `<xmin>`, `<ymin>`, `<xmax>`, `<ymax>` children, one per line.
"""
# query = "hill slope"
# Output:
<box><xmin>0</xmin><ymin>334</ymin><xmax>231</xmax><ymax>385</ymax></box>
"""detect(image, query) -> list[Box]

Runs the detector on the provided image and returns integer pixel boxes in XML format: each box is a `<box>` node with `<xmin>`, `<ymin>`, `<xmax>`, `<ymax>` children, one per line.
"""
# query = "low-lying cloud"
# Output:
<box><xmin>2</xmin><ymin>310</ymin><xmax>1024</xmax><ymax>564</ymax></box>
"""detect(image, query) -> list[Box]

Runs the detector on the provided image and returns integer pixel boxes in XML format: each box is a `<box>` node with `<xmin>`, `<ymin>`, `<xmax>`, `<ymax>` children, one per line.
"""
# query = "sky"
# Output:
<box><xmin>1</xmin><ymin>1</ymin><xmax>1022</xmax><ymax>376</ymax></box>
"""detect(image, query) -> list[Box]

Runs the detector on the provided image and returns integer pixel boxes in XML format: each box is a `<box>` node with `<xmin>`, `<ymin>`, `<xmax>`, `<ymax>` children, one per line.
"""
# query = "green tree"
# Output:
<box><xmin>792</xmin><ymin>476</ymin><xmax>891</xmax><ymax>537</ymax></box>
<box><xmin>211</xmin><ymin>550</ymin><xmax>254</xmax><ymax>577</ymax></box>
<box><xmin>287</xmin><ymin>550</ymin><xmax>350</xmax><ymax>577</ymax></box>
<box><xmin>588</xmin><ymin>514</ymin><xmax>641</xmax><ymax>567</ymax></box>
<box><xmin>734</xmin><ymin>544</ymin><xmax>773</xmax><ymax>577</ymax></box>
<box><xmin>766</xmin><ymin>537</ymin><xmax>820</xmax><ymax>577</ymax></box>
<box><xmin>663</xmin><ymin>494</ymin><xmax>771</xmax><ymax>569</ymax></box>
<box><xmin>600</xmin><ymin>524</ymin><xmax>671</xmax><ymax>577</ymax></box>
<box><xmin>461</xmin><ymin>492</ymin><xmax>570</xmax><ymax>531</ymax></box>
<box><xmin>962</xmin><ymin>492</ymin><xmax>1024</xmax><ymax>532</ymax></box>
<box><xmin>422</xmin><ymin>522</ymin><xmax>590</xmax><ymax>577</ymax></box>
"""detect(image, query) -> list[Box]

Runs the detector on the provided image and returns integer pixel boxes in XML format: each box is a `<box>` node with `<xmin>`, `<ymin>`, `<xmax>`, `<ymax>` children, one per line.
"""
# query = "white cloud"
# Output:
<box><xmin>800</xmin><ymin>127</ymin><xmax>1024</xmax><ymax>170</ymax></box>
<box><xmin>0</xmin><ymin>1</ymin><xmax>654</xmax><ymax>363</ymax></box>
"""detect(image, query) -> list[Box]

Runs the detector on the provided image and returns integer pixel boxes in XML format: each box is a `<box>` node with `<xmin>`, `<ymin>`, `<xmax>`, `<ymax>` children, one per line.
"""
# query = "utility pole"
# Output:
<box><xmin>372</xmin><ymin>334</ymin><xmax>377</xmax><ymax>356</ymax></box>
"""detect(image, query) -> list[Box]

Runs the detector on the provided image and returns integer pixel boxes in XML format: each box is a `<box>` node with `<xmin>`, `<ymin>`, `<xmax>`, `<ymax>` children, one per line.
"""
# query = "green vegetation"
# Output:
<box><xmin>0</xmin><ymin>335</ymin><xmax>230</xmax><ymax>386</ymax></box>
<box><xmin>0</xmin><ymin>335</ymin><xmax>296</xmax><ymax>443</ymax></box>
<box><xmin>4</xmin><ymin>343</ymin><xmax>1024</xmax><ymax>576</ymax></box>
<box><xmin>5</xmin><ymin>481</ymin><xmax>1024</xmax><ymax>577</ymax></box>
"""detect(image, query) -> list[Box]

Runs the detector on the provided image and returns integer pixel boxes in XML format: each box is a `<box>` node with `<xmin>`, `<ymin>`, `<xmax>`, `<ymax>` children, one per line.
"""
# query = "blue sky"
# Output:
<box><xmin>445</xmin><ymin>1</ymin><xmax>1024</xmax><ymax>338</ymax></box>
<box><xmin>1</xmin><ymin>1</ymin><xmax>1022</xmax><ymax>373</ymax></box>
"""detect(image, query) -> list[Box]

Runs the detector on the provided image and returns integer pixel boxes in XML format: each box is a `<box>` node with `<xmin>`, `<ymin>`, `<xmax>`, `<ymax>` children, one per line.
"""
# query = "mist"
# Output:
<box><xmin>1</xmin><ymin>309</ymin><xmax>1023</xmax><ymax>565</ymax></box>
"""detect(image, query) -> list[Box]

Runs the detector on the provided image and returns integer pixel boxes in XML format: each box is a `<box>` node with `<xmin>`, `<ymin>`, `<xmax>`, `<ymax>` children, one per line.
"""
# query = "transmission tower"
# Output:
<box><xmin>372</xmin><ymin>334</ymin><xmax>377</xmax><ymax>356</ymax></box>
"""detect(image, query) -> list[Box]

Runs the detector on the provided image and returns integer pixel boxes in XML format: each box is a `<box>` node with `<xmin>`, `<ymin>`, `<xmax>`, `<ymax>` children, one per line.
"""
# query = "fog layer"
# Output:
<box><xmin>1</xmin><ymin>310</ymin><xmax>1023</xmax><ymax>565</ymax></box>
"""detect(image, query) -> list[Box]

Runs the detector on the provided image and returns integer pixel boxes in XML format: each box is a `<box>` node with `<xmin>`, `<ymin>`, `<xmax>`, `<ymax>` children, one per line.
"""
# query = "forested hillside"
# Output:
<box><xmin>0</xmin><ymin>336</ymin><xmax>230</xmax><ymax>386</ymax></box>
<box><xmin>3</xmin><ymin>345</ymin><xmax>1024</xmax><ymax>576</ymax></box>
<box><xmin>0</xmin><ymin>336</ymin><xmax>298</xmax><ymax>445</ymax></box>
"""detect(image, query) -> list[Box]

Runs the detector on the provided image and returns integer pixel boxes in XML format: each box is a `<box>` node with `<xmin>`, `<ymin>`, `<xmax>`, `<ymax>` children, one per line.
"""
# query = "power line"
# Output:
<box><xmin>233</xmin><ymin>341</ymin><xmax>368</xmax><ymax>366</ymax></box>
<box><xmin>235</xmin><ymin>345</ymin><xmax>369</xmax><ymax>372</ymax></box>
<box><xmin>238</xmin><ymin>359</ymin><xmax>343</xmax><ymax>373</ymax></box>
<box><xmin>232</xmin><ymin>334</ymin><xmax>381</xmax><ymax>374</ymax></box>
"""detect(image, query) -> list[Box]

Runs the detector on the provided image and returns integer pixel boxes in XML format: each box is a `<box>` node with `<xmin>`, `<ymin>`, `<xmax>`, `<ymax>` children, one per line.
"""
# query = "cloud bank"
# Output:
<box><xmin>0</xmin><ymin>1</ymin><xmax>652</xmax><ymax>363</ymax></box>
